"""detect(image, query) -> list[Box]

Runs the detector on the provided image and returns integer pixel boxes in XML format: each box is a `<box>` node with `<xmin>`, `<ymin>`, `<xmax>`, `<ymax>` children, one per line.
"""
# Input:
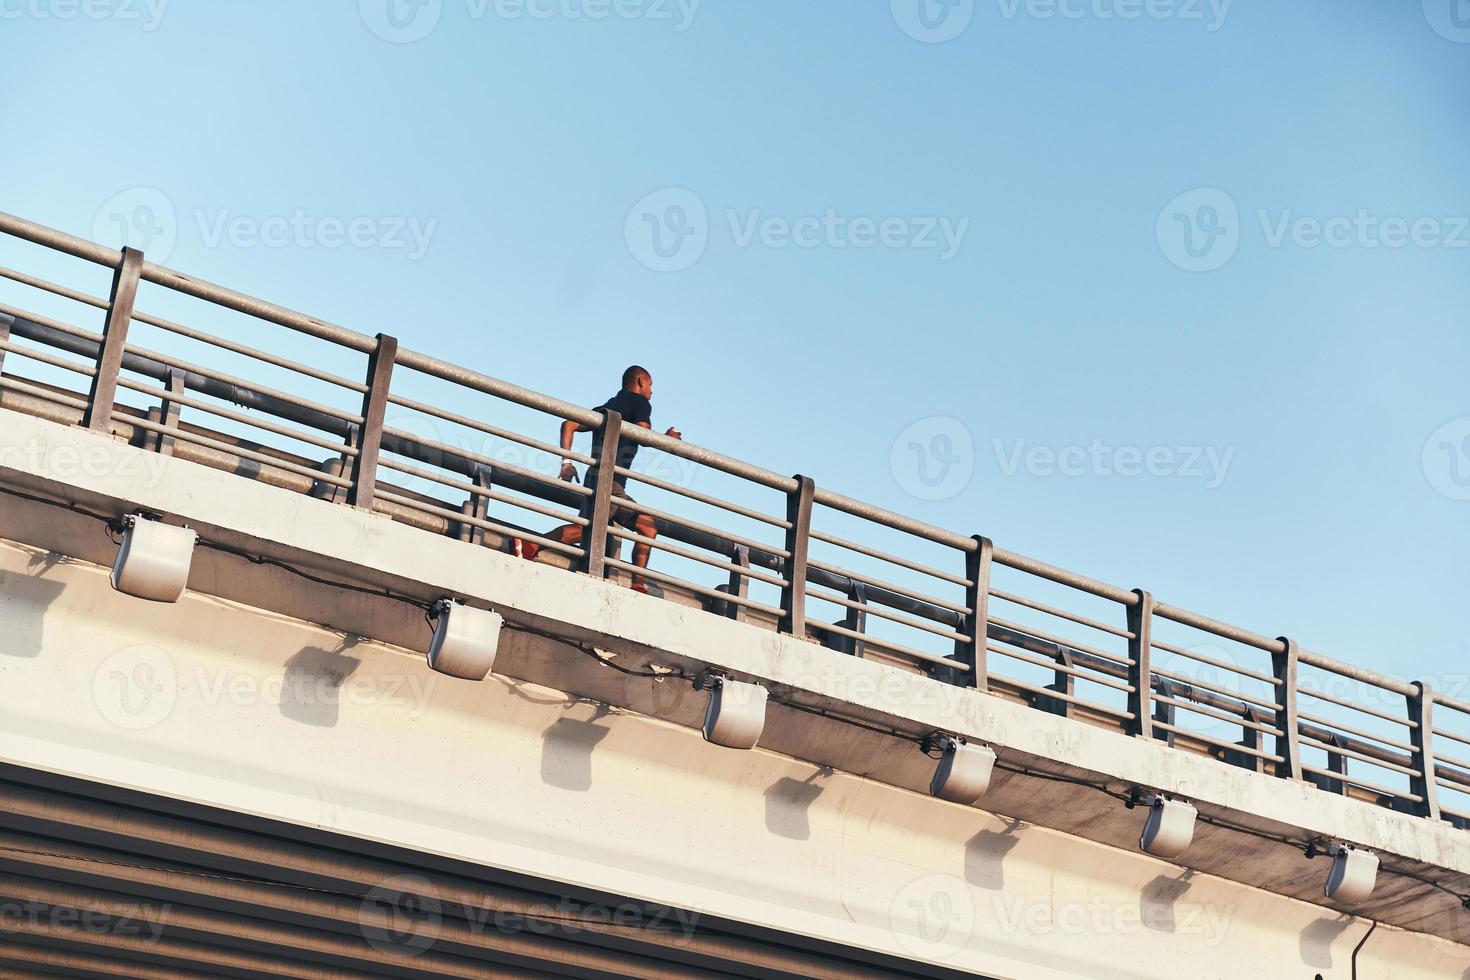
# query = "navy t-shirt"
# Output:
<box><xmin>591</xmin><ymin>389</ymin><xmax>652</xmax><ymax>472</ymax></box>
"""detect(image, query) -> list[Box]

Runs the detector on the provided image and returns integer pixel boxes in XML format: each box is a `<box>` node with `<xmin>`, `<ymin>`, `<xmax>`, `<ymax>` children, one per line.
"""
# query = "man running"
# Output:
<box><xmin>542</xmin><ymin>365</ymin><xmax>681</xmax><ymax>595</ymax></box>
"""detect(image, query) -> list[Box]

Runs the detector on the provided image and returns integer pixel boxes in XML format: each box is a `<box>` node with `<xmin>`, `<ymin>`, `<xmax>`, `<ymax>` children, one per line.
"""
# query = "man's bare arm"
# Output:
<box><xmin>559</xmin><ymin>419</ymin><xmax>594</xmax><ymax>481</ymax></box>
<box><xmin>637</xmin><ymin>420</ymin><xmax>684</xmax><ymax>440</ymax></box>
<box><xmin>561</xmin><ymin>418</ymin><xmax>593</xmax><ymax>450</ymax></box>
<box><xmin>560</xmin><ymin>419</ymin><xmax>682</xmax><ymax>481</ymax></box>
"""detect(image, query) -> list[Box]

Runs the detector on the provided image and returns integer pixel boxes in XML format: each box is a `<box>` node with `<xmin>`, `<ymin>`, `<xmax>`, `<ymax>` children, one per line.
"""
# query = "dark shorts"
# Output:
<box><xmin>579</xmin><ymin>478</ymin><xmax>641</xmax><ymax>529</ymax></box>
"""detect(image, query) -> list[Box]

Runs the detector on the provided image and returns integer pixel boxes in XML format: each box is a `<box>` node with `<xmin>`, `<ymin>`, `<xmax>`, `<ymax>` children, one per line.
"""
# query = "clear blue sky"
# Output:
<box><xmin>3</xmin><ymin>3</ymin><xmax>1468</xmax><ymax>738</ymax></box>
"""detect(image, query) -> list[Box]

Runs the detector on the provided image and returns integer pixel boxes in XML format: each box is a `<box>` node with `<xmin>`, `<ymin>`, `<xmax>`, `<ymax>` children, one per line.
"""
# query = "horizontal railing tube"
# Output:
<box><xmin>5</xmin><ymin>314</ymin><xmax>355</xmax><ymax>440</ymax></box>
<box><xmin>992</xmin><ymin>548</ymin><xmax>1140</xmax><ymax>606</ymax></box>
<box><xmin>618</xmin><ymin>421</ymin><xmax>798</xmax><ymax>494</ymax></box>
<box><xmin>986</xmin><ymin>624</ymin><xmax>1461</xmax><ymax>789</ymax></box>
<box><xmin>1157</xmin><ymin>599</ymin><xmax>1421</xmax><ymax>703</ymax></box>
<box><xmin>0</xmin><ymin>211</ymin><xmax>122</xmax><ymax>266</ymax></box>
<box><xmin>395</xmin><ymin>348</ymin><xmax>604</xmax><ymax>429</ymax></box>
<box><xmin>813</xmin><ymin>486</ymin><xmax>976</xmax><ymax>553</ymax></box>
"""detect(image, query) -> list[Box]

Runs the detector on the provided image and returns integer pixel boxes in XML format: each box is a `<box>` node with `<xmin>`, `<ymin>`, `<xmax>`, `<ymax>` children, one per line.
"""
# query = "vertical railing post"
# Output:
<box><xmin>347</xmin><ymin>333</ymin><xmax>397</xmax><ymax>510</ymax></box>
<box><xmin>144</xmin><ymin>369</ymin><xmax>185</xmax><ymax>455</ymax></box>
<box><xmin>312</xmin><ymin>457</ymin><xmax>349</xmax><ymax>503</ymax></box>
<box><xmin>1325</xmin><ymin>734</ymin><xmax>1349</xmax><ymax>796</ymax></box>
<box><xmin>1126</xmin><ymin>590</ymin><xmax>1155</xmax><ymax>739</ymax></box>
<box><xmin>0</xmin><ymin>312</ymin><xmax>11</xmax><ymax>378</ymax></box>
<box><xmin>320</xmin><ymin>414</ymin><xmax>361</xmax><ymax>504</ymax></box>
<box><xmin>583</xmin><ymin>409</ymin><xmax>623</xmax><ymax>579</ymax></box>
<box><xmin>955</xmin><ymin>536</ymin><xmax>992</xmax><ymax>691</ymax></box>
<box><xmin>83</xmin><ymin>246</ymin><xmax>144</xmax><ymax>432</ymax></box>
<box><xmin>779</xmin><ymin>475</ymin><xmax>815</xmax><ymax>639</ymax></box>
<box><xmin>1220</xmin><ymin>706</ymin><xmax>1267</xmax><ymax>773</ymax></box>
<box><xmin>1153</xmin><ymin>678</ymin><xmax>1178</xmax><ymax>747</ymax></box>
<box><xmin>841</xmin><ymin>582</ymin><xmax>869</xmax><ymax>659</ymax></box>
<box><xmin>722</xmin><ymin>545</ymin><xmax>751</xmax><ymax>622</ymax></box>
<box><xmin>1408</xmin><ymin>681</ymin><xmax>1442</xmax><ymax>821</ymax></box>
<box><xmin>457</xmin><ymin>466</ymin><xmax>493</xmax><ymax>545</ymax></box>
<box><xmin>1036</xmin><ymin>645</ymin><xmax>1075</xmax><ymax>718</ymax></box>
<box><xmin>1272</xmin><ymin>637</ymin><xmax>1304</xmax><ymax>781</ymax></box>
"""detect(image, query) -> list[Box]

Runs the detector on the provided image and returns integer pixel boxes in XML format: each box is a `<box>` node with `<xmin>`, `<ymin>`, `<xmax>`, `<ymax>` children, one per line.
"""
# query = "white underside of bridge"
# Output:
<box><xmin>2</xmin><ymin>406</ymin><xmax>1469</xmax><ymax>978</ymax></box>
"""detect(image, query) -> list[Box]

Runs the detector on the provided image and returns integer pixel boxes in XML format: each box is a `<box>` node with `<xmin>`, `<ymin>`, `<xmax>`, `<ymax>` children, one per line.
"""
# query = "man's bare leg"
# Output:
<box><xmin>513</xmin><ymin>522</ymin><xmax>581</xmax><ymax>561</ymax></box>
<box><xmin>547</xmin><ymin>523</ymin><xmax>583</xmax><ymax>548</ymax></box>
<box><xmin>629</xmin><ymin>514</ymin><xmax>657</xmax><ymax>593</ymax></box>
<box><xmin>533</xmin><ymin>518</ymin><xmax>657</xmax><ymax>595</ymax></box>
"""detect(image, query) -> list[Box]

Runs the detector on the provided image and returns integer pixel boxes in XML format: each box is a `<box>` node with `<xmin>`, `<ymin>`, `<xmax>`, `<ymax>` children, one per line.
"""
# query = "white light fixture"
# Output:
<box><xmin>1324</xmin><ymin>843</ymin><xmax>1379</xmax><ymax>905</ymax></box>
<box><xmin>928</xmin><ymin>735</ymin><xmax>997</xmax><ymax>805</ymax></box>
<box><xmin>699</xmin><ymin>674</ymin><xmax>767</xmax><ymax>750</ymax></box>
<box><xmin>427</xmin><ymin>600</ymin><xmax>503</xmax><ymax>681</ymax></box>
<box><xmin>111</xmin><ymin>514</ymin><xmax>197</xmax><ymax>603</ymax></box>
<box><xmin>1138</xmin><ymin>794</ymin><xmax>1198</xmax><ymax>858</ymax></box>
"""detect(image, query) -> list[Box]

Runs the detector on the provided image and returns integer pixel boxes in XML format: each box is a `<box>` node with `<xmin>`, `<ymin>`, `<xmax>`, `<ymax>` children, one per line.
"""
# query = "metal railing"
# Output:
<box><xmin>1</xmin><ymin>210</ymin><xmax>1466</xmax><ymax>830</ymax></box>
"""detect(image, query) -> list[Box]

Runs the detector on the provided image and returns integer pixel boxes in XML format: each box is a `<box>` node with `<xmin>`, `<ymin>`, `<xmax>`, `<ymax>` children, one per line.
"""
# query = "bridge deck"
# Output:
<box><xmin>0</xmin><ymin>206</ymin><xmax>1466</xmax><ymax>832</ymax></box>
<box><xmin>1</xmin><ymin>212</ymin><xmax>1469</xmax><ymax>973</ymax></box>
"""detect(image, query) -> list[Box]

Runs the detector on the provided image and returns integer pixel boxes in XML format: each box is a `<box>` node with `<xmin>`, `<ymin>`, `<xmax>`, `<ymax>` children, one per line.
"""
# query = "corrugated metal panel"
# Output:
<box><xmin>0</xmin><ymin>764</ymin><xmax>982</xmax><ymax>979</ymax></box>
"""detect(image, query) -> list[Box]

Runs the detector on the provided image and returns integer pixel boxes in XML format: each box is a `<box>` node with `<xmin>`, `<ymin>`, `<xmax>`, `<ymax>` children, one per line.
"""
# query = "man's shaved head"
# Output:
<box><xmin>622</xmin><ymin>365</ymin><xmax>651</xmax><ymax>389</ymax></box>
